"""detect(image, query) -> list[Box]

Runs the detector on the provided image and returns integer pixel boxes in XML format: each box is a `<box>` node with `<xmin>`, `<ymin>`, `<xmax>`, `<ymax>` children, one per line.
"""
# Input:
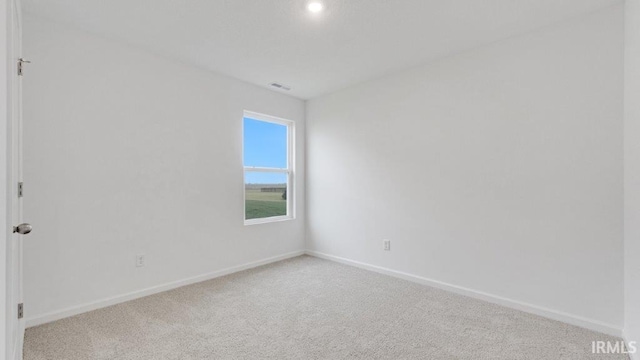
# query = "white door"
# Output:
<box><xmin>8</xmin><ymin>0</ymin><xmax>26</xmax><ymax>358</ymax></box>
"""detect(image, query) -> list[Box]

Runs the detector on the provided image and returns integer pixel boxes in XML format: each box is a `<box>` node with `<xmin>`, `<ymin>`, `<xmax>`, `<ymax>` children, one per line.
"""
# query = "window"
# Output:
<box><xmin>243</xmin><ymin>111</ymin><xmax>294</xmax><ymax>224</ymax></box>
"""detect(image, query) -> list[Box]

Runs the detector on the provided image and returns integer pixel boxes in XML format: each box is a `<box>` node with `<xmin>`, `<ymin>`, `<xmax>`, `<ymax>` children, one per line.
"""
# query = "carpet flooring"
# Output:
<box><xmin>24</xmin><ymin>255</ymin><xmax>626</xmax><ymax>359</ymax></box>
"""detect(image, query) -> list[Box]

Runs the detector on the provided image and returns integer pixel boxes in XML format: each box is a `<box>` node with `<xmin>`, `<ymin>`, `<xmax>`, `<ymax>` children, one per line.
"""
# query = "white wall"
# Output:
<box><xmin>21</xmin><ymin>16</ymin><xmax>306</xmax><ymax>324</ymax></box>
<box><xmin>625</xmin><ymin>0</ymin><xmax>640</xmax><ymax>354</ymax></box>
<box><xmin>306</xmin><ymin>5</ymin><xmax>624</xmax><ymax>332</ymax></box>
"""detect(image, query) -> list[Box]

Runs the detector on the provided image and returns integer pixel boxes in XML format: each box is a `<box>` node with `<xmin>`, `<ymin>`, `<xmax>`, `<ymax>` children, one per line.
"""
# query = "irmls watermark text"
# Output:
<box><xmin>591</xmin><ymin>340</ymin><xmax>637</xmax><ymax>354</ymax></box>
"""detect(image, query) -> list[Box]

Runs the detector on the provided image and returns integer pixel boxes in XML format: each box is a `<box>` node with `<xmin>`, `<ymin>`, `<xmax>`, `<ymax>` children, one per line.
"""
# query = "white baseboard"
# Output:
<box><xmin>27</xmin><ymin>248</ymin><xmax>624</xmax><ymax>340</ymax></box>
<box><xmin>26</xmin><ymin>250</ymin><xmax>305</xmax><ymax>328</ymax></box>
<box><xmin>305</xmin><ymin>250</ymin><xmax>622</xmax><ymax>338</ymax></box>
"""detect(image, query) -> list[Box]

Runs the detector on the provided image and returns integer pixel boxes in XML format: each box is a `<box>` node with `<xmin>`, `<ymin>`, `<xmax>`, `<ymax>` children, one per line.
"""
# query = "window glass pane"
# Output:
<box><xmin>243</xmin><ymin>117</ymin><xmax>287</xmax><ymax>168</ymax></box>
<box><xmin>245</xmin><ymin>172</ymin><xmax>288</xmax><ymax>220</ymax></box>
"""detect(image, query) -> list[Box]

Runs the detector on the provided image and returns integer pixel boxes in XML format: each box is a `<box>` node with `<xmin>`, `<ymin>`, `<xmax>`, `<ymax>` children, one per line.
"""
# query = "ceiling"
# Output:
<box><xmin>23</xmin><ymin>0</ymin><xmax>621</xmax><ymax>99</ymax></box>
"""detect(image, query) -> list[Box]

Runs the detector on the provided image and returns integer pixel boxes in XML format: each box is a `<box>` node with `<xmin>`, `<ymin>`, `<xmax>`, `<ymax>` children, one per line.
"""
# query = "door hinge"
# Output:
<box><xmin>18</xmin><ymin>303</ymin><xmax>23</xmax><ymax>319</ymax></box>
<box><xmin>17</xmin><ymin>58</ymin><xmax>30</xmax><ymax>76</ymax></box>
<box><xmin>18</xmin><ymin>182</ymin><xmax>23</xmax><ymax>197</ymax></box>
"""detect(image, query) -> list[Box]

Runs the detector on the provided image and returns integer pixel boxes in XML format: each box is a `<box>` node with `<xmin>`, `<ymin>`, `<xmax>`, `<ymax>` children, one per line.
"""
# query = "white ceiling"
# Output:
<box><xmin>23</xmin><ymin>0</ymin><xmax>621</xmax><ymax>99</ymax></box>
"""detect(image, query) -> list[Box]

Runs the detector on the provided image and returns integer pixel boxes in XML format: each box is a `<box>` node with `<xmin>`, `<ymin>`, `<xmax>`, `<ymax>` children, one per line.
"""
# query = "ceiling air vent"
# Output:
<box><xmin>270</xmin><ymin>83</ymin><xmax>291</xmax><ymax>91</ymax></box>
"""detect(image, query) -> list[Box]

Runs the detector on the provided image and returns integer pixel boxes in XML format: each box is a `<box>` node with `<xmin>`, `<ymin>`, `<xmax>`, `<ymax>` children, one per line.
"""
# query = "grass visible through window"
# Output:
<box><xmin>245</xmin><ymin>184</ymin><xmax>287</xmax><ymax>219</ymax></box>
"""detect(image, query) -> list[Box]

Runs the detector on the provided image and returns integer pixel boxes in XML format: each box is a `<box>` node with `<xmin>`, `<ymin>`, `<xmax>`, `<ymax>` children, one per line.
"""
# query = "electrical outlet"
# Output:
<box><xmin>136</xmin><ymin>254</ymin><xmax>145</xmax><ymax>267</ymax></box>
<box><xmin>383</xmin><ymin>239</ymin><xmax>391</xmax><ymax>251</ymax></box>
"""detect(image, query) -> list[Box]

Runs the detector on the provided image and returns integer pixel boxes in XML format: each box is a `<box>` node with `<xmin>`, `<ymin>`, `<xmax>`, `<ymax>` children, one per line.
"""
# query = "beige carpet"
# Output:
<box><xmin>24</xmin><ymin>256</ymin><xmax>626</xmax><ymax>359</ymax></box>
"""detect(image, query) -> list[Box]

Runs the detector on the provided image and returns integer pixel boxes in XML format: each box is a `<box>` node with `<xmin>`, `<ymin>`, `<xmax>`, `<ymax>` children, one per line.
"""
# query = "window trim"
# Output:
<box><xmin>243</xmin><ymin>110</ymin><xmax>295</xmax><ymax>225</ymax></box>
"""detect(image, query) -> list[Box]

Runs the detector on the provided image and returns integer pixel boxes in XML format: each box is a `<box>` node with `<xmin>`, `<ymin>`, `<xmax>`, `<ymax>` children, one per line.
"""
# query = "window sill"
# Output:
<box><xmin>244</xmin><ymin>216</ymin><xmax>294</xmax><ymax>226</ymax></box>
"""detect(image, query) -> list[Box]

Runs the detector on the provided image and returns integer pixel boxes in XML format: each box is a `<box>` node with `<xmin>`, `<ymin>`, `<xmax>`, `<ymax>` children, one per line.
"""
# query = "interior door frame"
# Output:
<box><xmin>3</xmin><ymin>0</ymin><xmax>24</xmax><ymax>359</ymax></box>
<box><xmin>0</xmin><ymin>0</ymin><xmax>9</xmax><ymax>354</ymax></box>
<box><xmin>10</xmin><ymin>0</ymin><xmax>24</xmax><ymax>358</ymax></box>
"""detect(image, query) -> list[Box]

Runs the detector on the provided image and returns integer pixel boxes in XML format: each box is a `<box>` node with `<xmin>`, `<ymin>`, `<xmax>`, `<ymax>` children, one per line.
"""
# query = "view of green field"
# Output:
<box><xmin>245</xmin><ymin>187</ymin><xmax>286</xmax><ymax>220</ymax></box>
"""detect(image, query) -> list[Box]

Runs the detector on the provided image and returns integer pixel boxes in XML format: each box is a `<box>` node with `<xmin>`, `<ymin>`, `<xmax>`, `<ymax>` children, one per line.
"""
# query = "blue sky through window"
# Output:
<box><xmin>243</xmin><ymin>117</ymin><xmax>288</xmax><ymax>184</ymax></box>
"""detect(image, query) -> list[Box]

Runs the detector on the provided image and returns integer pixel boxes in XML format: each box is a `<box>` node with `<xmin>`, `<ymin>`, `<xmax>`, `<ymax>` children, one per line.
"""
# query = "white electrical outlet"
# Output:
<box><xmin>383</xmin><ymin>239</ymin><xmax>391</xmax><ymax>251</ymax></box>
<box><xmin>136</xmin><ymin>254</ymin><xmax>145</xmax><ymax>267</ymax></box>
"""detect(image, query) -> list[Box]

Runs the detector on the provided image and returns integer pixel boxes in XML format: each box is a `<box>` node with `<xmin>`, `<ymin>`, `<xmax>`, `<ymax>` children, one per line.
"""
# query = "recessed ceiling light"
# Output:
<box><xmin>307</xmin><ymin>2</ymin><xmax>324</xmax><ymax>13</ymax></box>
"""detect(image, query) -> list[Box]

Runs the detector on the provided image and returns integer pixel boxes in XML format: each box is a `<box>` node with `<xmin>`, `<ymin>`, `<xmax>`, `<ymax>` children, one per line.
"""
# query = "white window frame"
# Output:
<box><xmin>243</xmin><ymin>110</ymin><xmax>295</xmax><ymax>225</ymax></box>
